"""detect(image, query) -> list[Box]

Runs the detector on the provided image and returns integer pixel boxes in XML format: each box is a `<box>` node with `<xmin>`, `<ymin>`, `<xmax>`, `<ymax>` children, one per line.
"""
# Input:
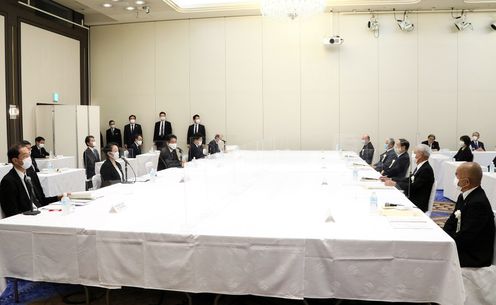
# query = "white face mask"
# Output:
<box><xmin>130</xmin><ymin>119</ymin><xmax>136</xmax><ymax>124</ymax></box>
<box><xmin>112</xmin><ymin>152</ymin><xmax>119</xmax><ymax>159</ymax></box>
<box><xmin>361</xmin><ymin>139</ymin><xmax>366</xmax><ymax>145</ymax></box>
<box><xmin>168</xmin><ymin>143</ymin><xmax>177</xmax><ymax>150</ymax></box>
<box><xmin>137</xmin><ymin>140</ymin><xmax>143</xmax><ymax>146</ymax></box>
<box><xmin>472</xmin><ymin>136</ymin><xmax>478</xmax><ymax>141</ymax></box>
<box><xmin>39</xmin><ymin>143</ymin><xmax>45</xmax><ymax>148</ymax></box>
<box><xmin>110</xmin><ymin>124</ymin><xmax>116</xmax><ymax>129</ymax></box>
<box><xmin>160</xmin><ymin>116</ymin><xmax>166</xmax><ymax>121</ymax></box>
<box><xmin>384</xmin><ymin>144</ymin><xmax>388</xmax><ymax>150</ymax></box>
<box><xmin>195</xmin><ymin>119</ymin><xmax>201</xmax><ymax>124</ymax></box>
<box><xmin>459</xmin><ymin>141</ymin><xmax>465</xmax><ymax>147</ymax></box>
<box><xmin>394</xmin><ymin>147</ymin><xmax>402</xmax><ymax>155</ymax></box>
<box><xmin>89</xmin><ymin>141</ymin><xmax>95</xmax><ymax>147</ymax></box>
<box><xmin>22</xmin><ymin>157</ymin><xmax>33</xmax><ymax>170</ymax></box>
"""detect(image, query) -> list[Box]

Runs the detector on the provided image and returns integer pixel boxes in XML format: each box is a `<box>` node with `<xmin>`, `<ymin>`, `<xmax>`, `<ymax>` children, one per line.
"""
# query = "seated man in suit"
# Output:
<box><xmin>188</xmin><ymin>134</ymin><xmax>206</xmax><ymax>162</ymax></box>
<box><xmin>0</xmin><ymin>144</ymin><xmax>63</xmax><ymax>217</ymax></box>
<box><xmin>187</xmin><ymin>114</ymin><xmax>206</xmax><ymax>146</ymax></box>
<box><xmin>128</xmin><ymin>134</ymin><xmax>143</xmax><ymax>158</ymax></box>
<box><xmin>374</xmin><ymin>138</ymin><xmax>395</xmax><ymax>172</ymax></box>
<box><xmin>83</xmin><ymin>136</ymin><xmax>100</xmax><ymax>181</ymax></box>
<box><xmin>123</xmin><ymin>115</ymin><xmax>143</xmax><ymax>148</ymax></box>
<box><xmin>100</xmin><ymin>143</ymin><xmax>124</xmax><ymax>187</ymax></box>
<box><xmin>153</xmin><ymin>112</ymin><xmax>172</xmax><ymax>150</ymax></box>
<box><xmin>384</xmin><ymin>144</ymin><xmax>435</xmax><ymax>212</ymax></box>
<box><xmin>359</xmin><ymin>134</ymin><xmax>374</xmax><ymax>165</ymax></box>
<box><xmin>454</xmin><ymin>135</ymin><xmax>474</xmax><ymax>162</ymax></box>
<box><xmin>470</xmin><ymin>131</ymin><xmax>485</xmax><ymax>151</ymax></box>
<box><xmin>421</xmin><ymin>134</ymin><xmax>440</xmax><ymax>151</ymax></box>
<box><xmin>157</xmin><ymin>134</ymin><xmax>184</xmax><ymax>171</ymax></box>
<box><xmin>20</xmin><ymin>140</ymin><xmax>39</xmax><ymax>172</ymax></box>
<box><xmin>381</xmin><ymin>138</ymin><xmax>411</xmax><ymax>179</ymax></box>
<box><xmin>444</xmin><ymin>162</ymin><xmax>495</xmax><ymax>267</ymax></box>
<box><xmin>208</xmin><ymin>134</ymin><xmax>223</xmax><ymax>155</ymax></box>
<box><xmin>31</xmin><ymin>136</ymin><xmax>49</xmax><ymax>159</ymax></box>
<box><xmin>106</xmin><ymin>120</ymin><xmax>122</xmax><ymax>147</ymax></box>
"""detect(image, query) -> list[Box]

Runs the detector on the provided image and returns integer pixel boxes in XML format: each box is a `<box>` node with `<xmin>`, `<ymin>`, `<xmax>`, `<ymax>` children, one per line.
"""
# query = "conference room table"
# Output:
<box><xmin>37</xmin><ymin>168</ymin><xmax>86</xmax><ymax>197</ymax></box>
<box><xmin>0</xmin><ymin>151</ymin><xmax>464</xmax><ymax>305</ymax></box>
<box><xmin>35</xmin><ymin>156</ymin><xmax>76</xmax><ymax>170</ymax></box>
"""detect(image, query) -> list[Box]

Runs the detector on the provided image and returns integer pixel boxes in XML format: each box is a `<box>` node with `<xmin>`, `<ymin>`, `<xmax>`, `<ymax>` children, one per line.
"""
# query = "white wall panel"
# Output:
<box><xmin>0</xmin><ymin>16</ymin><xmax>7</xmax><ymax>162</ymax></box>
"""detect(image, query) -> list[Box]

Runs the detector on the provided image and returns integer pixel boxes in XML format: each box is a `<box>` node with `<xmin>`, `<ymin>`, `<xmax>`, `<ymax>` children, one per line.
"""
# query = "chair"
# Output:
<box><xmin>145</xmin><ymin>161</ymin><xmax>153</xmax><ymax>175</ymax></box>
<box><xmin>91</xmin><ymin>174</ymin><xmax>102</xmax><ymax>190</ymax></box>
<box><xmin>425</xmin><ymin>180</ymin><xmax>437</xmax><ymax>217</ymax></box>
<box><xmin>461</xmin><ymin>211</ymin><xmax>496</xmax><ymax>305</ymax></box>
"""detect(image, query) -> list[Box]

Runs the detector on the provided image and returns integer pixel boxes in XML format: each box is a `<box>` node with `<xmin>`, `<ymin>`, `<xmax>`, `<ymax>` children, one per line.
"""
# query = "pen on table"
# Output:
<box><xmin>48</xmin><ymin>209</ymin><xmax>62</xmax><ymax>212</ymax></box>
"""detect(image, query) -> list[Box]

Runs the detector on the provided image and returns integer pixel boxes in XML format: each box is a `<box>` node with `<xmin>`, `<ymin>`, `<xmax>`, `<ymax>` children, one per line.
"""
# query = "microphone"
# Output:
<box><xmin>121</xmin><ymin>157</ymin><xmax>136</xmax><ymax>184</ymax></box>
<box><xmin>23</xmin><ymin>176</ymin><xmax>41</xmax><ymax>215</ymax></box>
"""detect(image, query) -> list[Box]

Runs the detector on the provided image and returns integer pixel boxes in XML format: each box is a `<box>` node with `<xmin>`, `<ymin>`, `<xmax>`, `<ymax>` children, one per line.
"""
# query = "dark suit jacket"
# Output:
<box><xmin>393</xmin><ymin>161</ymin><xmax>435</xmax><ymax>212</ymax></box>
<box><xmin>157</xmin><ymin>147</ymin><xmax>182</xmax><ymax>171</ymax></box>
<box><xmin>421</xmin><ymin>140</ymin><xmax>440</xmax><ymax>151</ymax></box>
<box><xmin>31</xmin><ymin>145</ymin><xmax>49</xmax><ymax>159</ymax></box>
<box><xmin>0</xmin><ymin>167</ymin><xmax>58</xmax><ymax>217</ymax></box>
<box><xmin>153</xmin><ymin>121</ymin><xmax>172</xmax><ymax>147</ymax></box>
<box><xmin>123</xmin><ymin>123</ymin><xmax>143</xmax><ymax>147</ymax></box>
<box><xmin>128</xmin><ymin>143</ymin><xmax>142</xmax><ymax>158</ymax></box>
<box><xmin>383</xmin><ymin>152</ymin><xmax>410</xmax><ymax>179</ymax></box>
<box><xmin>83</xmin><ymin>147</ymin><xmax>100</xmax><ymax>179</ymax></box>
<box><xmin>187</xmin><ymin>124</ymin><xmax>206</xmax><ymax>145</ymax></box>
<box><xmin>374</xmin><ymin>149</ymin><xmax>395</xmax><ymax>172</ymax></box>
<box><xmin>444</xmin><ymin>187</ymin><xmax>495</xmax><ymax>267</ymax></box>
<box><xmin>100</xmin><ymin>160</ymin><xmax>124</xmax><ymax>184</ymax></box>
<box><xmin>31</xmin><ymin>157</ymin><xmax>39</xmax><ymax>172</ymax></box>
<box><xmin>208</xmin><ymin>140</ymin><xmax>221</xmax><ymax>155</ymax></box>
<box><xmin>188</xmin><ymin>144</ymin><xmax>205</xmax><ymax>162</ymax></box>
<box><xmin>106</xmin><ymin>128</ymin><xmax>123</xmax><ymax>147</ymax></box>
<box><xmin>359</xmin><ymin>142</ymin><xmax>374</xmax><ymax>165</ymax></box>
<box><xmin>454</xmin><ymin>146</ymin><xmax>473</xmax><ymax>162</ymax></box>
<box><xmin>470</xmin><ymin>140</ymin><xmax>485</xmax><ymax>151</ymax></box>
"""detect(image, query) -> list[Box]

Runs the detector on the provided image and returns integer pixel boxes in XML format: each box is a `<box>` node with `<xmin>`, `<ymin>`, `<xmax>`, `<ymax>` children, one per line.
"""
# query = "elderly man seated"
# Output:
<box><xmin>374</xmin><ymin>138</ymin><xmax>395</xmax><ymax>172</ymax></box>
<box><xmin>444</xmin><ymin>162</ymin><xmax>495</xmax><ymax>268</ymax></box>
<box><xmin>359</xmin><ymin>134</ymin><xmax>374</xmax><ymax>165</ymax></box>
<box><xmin>383</xmin><ymin>144</ymin><xmax>434</xmax><ymax>212</ymax></box>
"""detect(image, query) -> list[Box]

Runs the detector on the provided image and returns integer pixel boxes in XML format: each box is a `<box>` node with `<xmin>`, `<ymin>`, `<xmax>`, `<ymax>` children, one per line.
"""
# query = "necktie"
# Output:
<box><xmin>194</xmin><ymin>124</ymin><xmax>198</xmax><ymax>134</ymax></box>
<box><xmin>131</xmin><ymin>124</ymin><xmax>134</xmax><ymax>133</ymax></box>
<box><xmin>111</xmin><ymin>128</ymin><xmax>114</xmax><ymax>135</ymax></box>
<box><xmin>160</xmin><ymin>122</ymin><xmax>164</xmax><ymax>136</ymax></box>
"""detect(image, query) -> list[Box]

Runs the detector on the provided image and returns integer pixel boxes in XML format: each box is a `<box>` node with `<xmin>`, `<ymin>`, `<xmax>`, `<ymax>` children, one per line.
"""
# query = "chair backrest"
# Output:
<box><xmin>145</xmin><ymin>161</ymin><xmax>153</xmax><ymax>174</ymax></box>
<box><xmin>92</xmin><ymin>174</ymin><xmax>102</xmax><ymax>190</ymax></box>
<box><xmin>0</xmin><ymin>206</ymin><xmax>4</xmax><ymax>220</ymax></box>
<box><xmin>426</xmin><ymin>180</ymin><xmax>437</xmax><ymax>217</ymax></box>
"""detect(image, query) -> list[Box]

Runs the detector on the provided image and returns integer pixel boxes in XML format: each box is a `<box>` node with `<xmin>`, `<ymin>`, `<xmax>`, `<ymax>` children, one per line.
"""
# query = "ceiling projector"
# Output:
<box><xmin>323</xmin><ymin>35</ymin><xmax>344</xmax><ymax>45</ymax></box>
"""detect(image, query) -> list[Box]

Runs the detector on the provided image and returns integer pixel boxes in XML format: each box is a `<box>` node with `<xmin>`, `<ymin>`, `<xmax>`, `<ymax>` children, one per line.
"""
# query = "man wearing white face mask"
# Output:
<box><xmin>381</xmin><ymin>138</ymin><xmax>411</xmax><ymax>179</ymax></box>
<box><xmin>374</xmin><ymin>138</ymin><xmax>395</xmax><ymax>172</ymax></box>
<box><xmin>454</xmin><ymin>135</ymin><xmax>473</xmax><ymax>162</ymax></box>
<box><xmin>0</xmin><ymin>144</ymin><xmax>63</xmax><ymax>217</ymax></box>
<box><xmin>157</xmin><ymin>134</ymin><xmax>183</xmax><ymax>171</ymax></box>
<box><xmin>100</xmin><ymin>144</ymin><xmax>124</xmax><ymax>187</ymax></box>
<box><xmin>31</xmin><ymin>136</ymin><xmax>49</xmax><ymax>159</ymax></box>
<box><xmin>359</xmin><ymin>134</ymin><xmax>374</xmax><ymax>165</ymax></box>
<box><xmin>128</xmin><ymin>134</ymin><xmax>143</xmax><ymax>158</ymax></box>
<box><xmin>470</xmin><ymin>131</ymin><xmax>485</xmax><ymax>151</ymax></box>
<box><xmin>153</xmin><ymin>112</ymin><xmax>172</xmax><ymax>150</ymax></box>
<box><xmin>187</xmin><ymin>114</ymin><xmax>206</xmax><ymax>146</ymax></box>
<box><xmin>83</xmin><ymin>136</ymin><xmax>100</xmax><ymax>182</ymax></box>
<box><xmin>123</xmin><ymin>115</ymin><xmax>143</xmax><ymax>148</ymax></box>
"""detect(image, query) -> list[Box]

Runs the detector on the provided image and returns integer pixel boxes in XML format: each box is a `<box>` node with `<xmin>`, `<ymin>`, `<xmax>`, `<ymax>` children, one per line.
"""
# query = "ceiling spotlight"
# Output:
<box><xmin>135</xmin><ymin>0</ymin><xmax>145</xmax><ymax>4</ymax></box>
<box><xmin>395</xmin><ymin>10</ymin><xmax>414</xmax><ymax>32</ymax></box>
<box><xmin>125</xmin><ymin>6</ymin><xmax>135</xmax><ymax>11</ymax></box>
<box><xmin>102</xmin><ymin>3</ymin><xmax>112</xmax><ymax>8</ymax></box>
<box><xmin>111</xmin><ymin>0</ymin><xmax>120</xmax><ymax>2</ymax></box>
<box><xmin>490</xmin><ymin>22</ymin><xmax>496</xmax><ymax>30</ymax></box>
<box><xmin>368</xmin><ymin>13</ymin><xmax>379</xmax><ymax>37</ymax></box>
<box><xmin>453</xmin><ymin>10</ymin><xmax>473</xmax><ymax>31</ymax></box>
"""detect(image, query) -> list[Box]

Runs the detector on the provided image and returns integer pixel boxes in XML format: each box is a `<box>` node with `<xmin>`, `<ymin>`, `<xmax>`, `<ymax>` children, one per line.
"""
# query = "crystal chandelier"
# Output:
<box><xmin>260</xmin><ymin>0</ymin><xmax>325</xmax><ymax>20</ymax></box>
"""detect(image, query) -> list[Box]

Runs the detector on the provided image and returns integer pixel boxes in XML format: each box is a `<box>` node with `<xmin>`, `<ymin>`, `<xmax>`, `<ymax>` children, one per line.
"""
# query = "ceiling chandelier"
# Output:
<box><xmin>260</xmin><ymin>0</ymin><xmax>325</xmax><ymax>20</ymax></box>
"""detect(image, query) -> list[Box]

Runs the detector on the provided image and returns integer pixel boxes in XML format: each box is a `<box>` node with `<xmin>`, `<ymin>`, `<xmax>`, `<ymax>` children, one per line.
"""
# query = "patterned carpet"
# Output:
<box><xmin>0</xmin><ymin>191</ymin><xmax>455</xmax><ymax>305</ymax></box>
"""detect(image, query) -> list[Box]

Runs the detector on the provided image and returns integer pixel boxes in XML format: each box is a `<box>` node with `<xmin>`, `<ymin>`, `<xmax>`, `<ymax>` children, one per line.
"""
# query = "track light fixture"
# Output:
<box><xmin>490</xmin><ymin>21</ymin><xmax>496</xmax><ymax>30</ymax></box>
<box><xmin>368</xmin><ymin>13</ymin><xmax>379</xmax><ymax>38</ymax></box>
<box><xmin>394</xmin><ymin>10</ymin><xmax>414</xmax><ymax>32</ymax></box>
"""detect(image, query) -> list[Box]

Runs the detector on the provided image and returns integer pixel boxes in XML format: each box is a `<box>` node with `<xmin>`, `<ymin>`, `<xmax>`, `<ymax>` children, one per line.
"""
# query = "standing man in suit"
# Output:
<box><xmin>374</xmin><ymin>138</ymin><xmax>395</xmax><ymax>172</ymax></box>
<box><xmin>187</xmin><ymin>114</ymin><xmax>206</xmax><ymax>146</ymax></box>
<box><xmin>381</xmin><ymin>138</ymin><xmax>411</xmax><ymax>179</ymax></box>
<box><xmin>157</xmin><ymin>134</ymin><xmax>184</xmax><ymax>171</ymax></box>
<box><xmin>31</xmin><ymin>136</ymin><xmax>49</xmax><ymax>159</ymax></box>
<box><xmin>128</xmin><ymin>135</ymin><xmax>143</xmax><ymax>158</ymax></box>
<box><xmin>20</xmin><ymin>140</ymin><xmax>39</xmax><ymax>172</ymax></box>
<box><xmin>359</xmin><ymin>134</ymin><xmax>374</xmax><ymax>165</ymax></box>
<box><xmin>208</xmin><ymin>134</ymin><xmax>223</xmax><ymax>155</ymax></box>
<box><xmin>106</xmin><ymin>120</ymin><xmax>122</xmax><ymax>147</ymax></box>
<box><xmin>0</xmin><ymin>144</ymin><xmax>63</xmax><ymax>217</ymax></box>
<box><xmin>444</xmin><ymin>162</ymin><xmax>495</xmax><ymax>267</ymax></box>
<box><xmin>153</xmin><ymin>112</ymin><xmax>172</xmax><ymax>150</ymax></box>
<box><xmin>123</xmin><ymin>115</ymin><xmax>143</xmax><ymax>148</ymax></box>
<box><xmin>470</xmin><ymin>131</ymin><xmax>485</xmax><ymax>151</ymax></box>
<box><xmin>421</xmin><ymin>134</ymin><xmax>440</xmax><ymax>151</ymax></box>
<box><xmin>188</xmin><ymin>134</ymin><xmax>206</xmax><ymax>161</ymax></box>
<box><xmin>384</xmin><ymin>144</ymin><xmax>435</xmax><ymax>212</ymax></box>
<box><xmin>83</xmin><ymin>135</ymin><xmax>100</xmax><ymax>181</ymax></box>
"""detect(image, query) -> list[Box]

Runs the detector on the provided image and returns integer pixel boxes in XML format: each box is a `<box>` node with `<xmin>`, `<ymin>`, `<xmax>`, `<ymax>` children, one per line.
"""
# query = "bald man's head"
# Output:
<box><xmin>456</xmin><ymin>162</ymin><xmax>483</xmax><ymax>192</ymax></box>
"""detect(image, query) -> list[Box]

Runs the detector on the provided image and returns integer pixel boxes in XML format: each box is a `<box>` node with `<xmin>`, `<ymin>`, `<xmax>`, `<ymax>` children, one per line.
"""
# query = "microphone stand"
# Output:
<box><xmin>121</xmin><ymin>158</ymin><xmax>136</xmax><ymax>184</ymax></box>
<box><xmin>23</xmin><ymin>176</ymin><xmax>40</xmax><ymax>215</ymax></box>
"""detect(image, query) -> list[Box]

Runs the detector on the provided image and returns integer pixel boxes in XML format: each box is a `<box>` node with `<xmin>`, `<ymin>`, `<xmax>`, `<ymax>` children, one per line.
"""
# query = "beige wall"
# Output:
<box><xmin>0</xmin><ymin>16</ymin><xmax>7</xmax><ymax>162</ymax></box>
<box><xmin>90</xmin><ymin>12</ymin><xmax>496</xmax><ymax>153</ymax></box>
<box><xmin>21</xmin><ymin>22</ymin><xmax>80</xmax><ymax>145</ymax></box>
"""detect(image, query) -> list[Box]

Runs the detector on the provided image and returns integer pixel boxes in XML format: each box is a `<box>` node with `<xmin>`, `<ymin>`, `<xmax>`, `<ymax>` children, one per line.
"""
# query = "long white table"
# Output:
<box><xmin>36</xmin><ymin>156</ymin><xmax>76</xmax><ymax>170</ymax></box>
<box><xmin>0</xmin><ymin>151</ymin><xmax>464</xmax><ymax>304</ymax></box>
<box><xmin>38</xmin><ymin>169</ymin><xmax>86</xmax><ymax>197</ymax></box>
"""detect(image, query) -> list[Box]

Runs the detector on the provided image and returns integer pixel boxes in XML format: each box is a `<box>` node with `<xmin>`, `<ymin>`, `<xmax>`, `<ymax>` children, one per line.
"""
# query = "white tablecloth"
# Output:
<box><xmin>481</xmin><ymin>173</ymin><xmax>496</xmax><ymax>211</ymax></box>
<box><xmin>0</xmin><ymin>164</ymin><xmax>13</xmax><ymax>182</ymax></box>
<box><xmin>36</xmin><ymin>156</ymin><xmax>76</xmax><ymax>170</ymax></box>
<box><xmin>473</xmin><ymin>151</ymin><xmax>496</xmax><ymax>167</ymax></box>
<box><xmin>38</xmin><ymin>169</ymin><xmax>86</xmax><ymax>197</ymax></box>
<box><xmin>442</xmin><ymin>161</ymin><xmax>489</xmax><ymax>202</ymax></box>
<box><xmin>0</xmin><ymin>151</ymin><xmax>464</xmax><ymax>304</ymax></box>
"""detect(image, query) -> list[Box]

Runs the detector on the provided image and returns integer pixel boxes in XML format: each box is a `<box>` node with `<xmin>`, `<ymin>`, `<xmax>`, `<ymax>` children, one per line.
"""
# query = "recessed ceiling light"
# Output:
<box><xmin>126</xmin><ymin>6</ymin><xmax>136</xmax><ymax>10</ymax></box>
<box><xmin>135</xmin><ymin>0</ymin><xmax>145</xmax><ymax>4</ymax></box>
<box><xmin>102</xmin><ymin>3</ymin><xmax>112</xmax><ymax>8</ymax></box>
<box><xmin>111</xmin><ymin>0</ymin><xmax>119</xmax><ymax>1</ymax></box>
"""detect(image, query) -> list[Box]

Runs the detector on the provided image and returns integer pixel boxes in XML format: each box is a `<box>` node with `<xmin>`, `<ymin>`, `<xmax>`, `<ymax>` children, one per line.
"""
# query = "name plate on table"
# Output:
<box><xmin>109</xmin><ymin>202</ymin><xmax>127</xmax><ymax>213</ymax></box>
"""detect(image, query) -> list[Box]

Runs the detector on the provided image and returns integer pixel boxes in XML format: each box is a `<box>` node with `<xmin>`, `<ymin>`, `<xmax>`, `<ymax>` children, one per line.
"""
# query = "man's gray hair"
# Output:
<box><xmin>416</xmin><ymin>144</ymin><xmax>431</xmax><ymax>158</ymax></box>
<box><xmin>387</xmin><ymin>138</ymin><xmax>395</xmax><ymax>146</ymax></box>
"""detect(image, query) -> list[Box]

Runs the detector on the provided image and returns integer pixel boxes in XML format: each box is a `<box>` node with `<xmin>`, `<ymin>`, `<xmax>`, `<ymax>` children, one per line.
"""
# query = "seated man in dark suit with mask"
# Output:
<box><xmin>381</xmin><ymin>138</ymin><xmax>411</xmax><ymax>179</ymax></box>
<box><xmin>374</xmin><ymin>138</ymin><xmax>395</xmax><ymax>172</ymax></box>
<box><xmin>31</xmin><ymin>136</ymin><xmax>50</xmax><ymax>159</ymax></box>
<box><xmin>359</xmin><ymin>134</ymin><xmax>374</xmax><ymax>165</ymax></box>
<box><xmin>208</xmin><ymin>134</ymin><xmax>223</xmax><ymax>155</ymax></box>
<box><xmin>0</xmin><ymin>144</ymin><xmax>64</xmax><ymax>217</ymax></box>
<box><xmin>20</xmin><ymin>140</ymin><xmax>39</xmax><ymax>172</ymax></box>
<box><xmin>384</xmin><ymin>144</ymin><xmax>435</xmax><ymax>212</ymax></box>
<box><xmin>157</xmin><ymin>134</ymin><xmax>184</xmax><ymax>171</ymax></box>
<box><xmin>188</xmin><ymin>134</ymin><xmax>206</xmax><ymax>162</ymax></box>
<box><xmin>444</xmin><ymin>162</ymin><xmax>495</xmax><ymax>267</ymax></box>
